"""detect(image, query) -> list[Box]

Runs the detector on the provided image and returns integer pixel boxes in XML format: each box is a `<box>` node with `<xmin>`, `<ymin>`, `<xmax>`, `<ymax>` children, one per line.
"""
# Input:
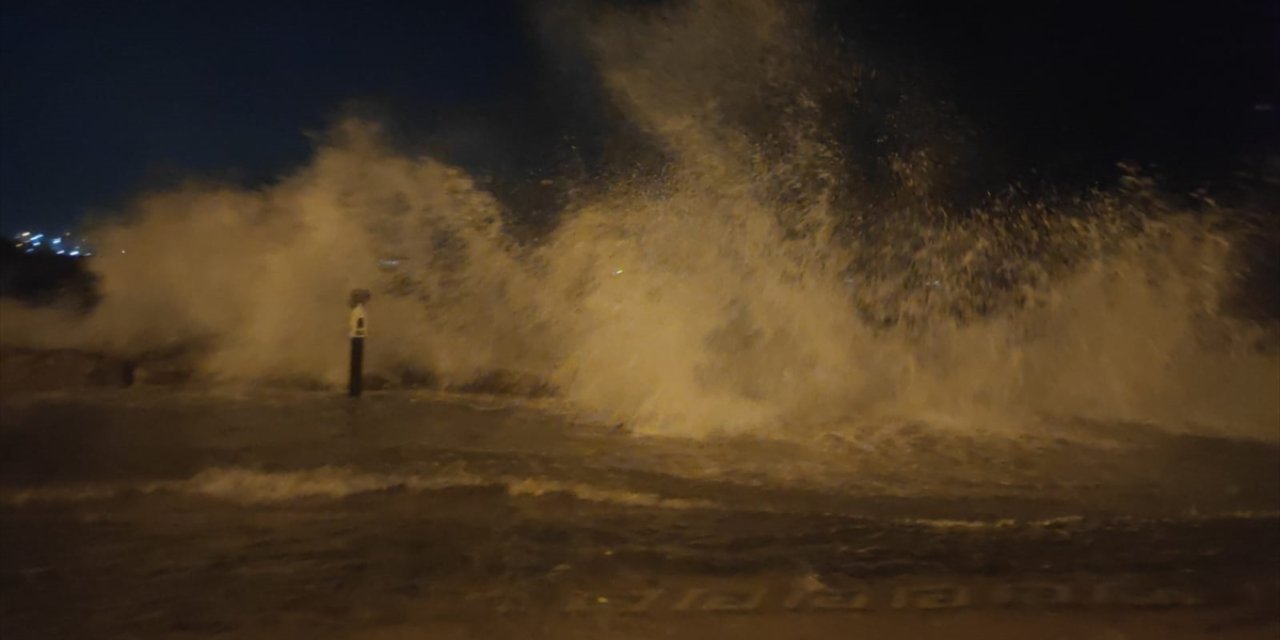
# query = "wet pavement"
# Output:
<box><xmin>1</xmin><ymin>390</ymin><xmax>1277</xmax><ymax>638</ymax></box>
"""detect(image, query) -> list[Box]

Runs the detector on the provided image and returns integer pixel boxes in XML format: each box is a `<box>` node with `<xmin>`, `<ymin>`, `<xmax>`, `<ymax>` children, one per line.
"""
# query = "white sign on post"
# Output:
<box><xmin>349</xmin><ymin>304</ymin><xmax>367</xmax><ymax>338</ymax></box>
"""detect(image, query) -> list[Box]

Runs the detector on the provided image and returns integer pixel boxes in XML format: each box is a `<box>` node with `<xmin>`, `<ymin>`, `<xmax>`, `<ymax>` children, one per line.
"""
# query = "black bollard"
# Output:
<box><xmin>347</xmin><ymin>289</ymin><xmax>371</xmax><ymax>398</ymax></box>
<box><xmin>348</xmin><ymin>334</ymin><xmax>364</xmax><ymax>397</ymax></box>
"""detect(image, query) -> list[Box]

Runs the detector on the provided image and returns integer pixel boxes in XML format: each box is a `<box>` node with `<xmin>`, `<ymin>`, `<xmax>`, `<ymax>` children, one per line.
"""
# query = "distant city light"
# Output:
<box><xmin>10</xmin><ymin>230</ymin><xmax>93</xmax><ymax>259</ymax></box>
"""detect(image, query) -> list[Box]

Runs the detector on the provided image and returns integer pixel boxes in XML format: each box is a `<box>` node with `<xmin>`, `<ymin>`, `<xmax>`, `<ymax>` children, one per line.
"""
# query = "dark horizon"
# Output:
<box><xmin>2</xmin><ymin>0</ymin><xmax>1276</xmax><ymax>235</ymax></box>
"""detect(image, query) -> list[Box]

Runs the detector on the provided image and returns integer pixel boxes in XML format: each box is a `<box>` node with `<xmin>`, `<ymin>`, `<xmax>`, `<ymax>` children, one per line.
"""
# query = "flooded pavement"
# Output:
<box><xmin>1</xmin><ymin>390</ymin><xmax>1278</xmax><ymax>638</ymax></box>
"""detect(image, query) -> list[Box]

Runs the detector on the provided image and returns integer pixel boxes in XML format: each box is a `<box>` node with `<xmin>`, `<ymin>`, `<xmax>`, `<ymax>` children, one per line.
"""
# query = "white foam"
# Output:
<box><xmin>4</xmin><ymin>466</ymin><xmax>1277</xmax><ymax>533</ymax></box>
<box><xmin>0</xmin><ymin>466</ymin><xmax>714</xmax><ymax>511</ymax></box>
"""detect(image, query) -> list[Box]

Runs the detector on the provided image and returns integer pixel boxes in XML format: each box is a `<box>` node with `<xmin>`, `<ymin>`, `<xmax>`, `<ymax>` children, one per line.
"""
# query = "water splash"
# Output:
<box><xmin>1</xmin><ymin>0</ymin><xmax>1275</xmax><ymax>441</ymax></box>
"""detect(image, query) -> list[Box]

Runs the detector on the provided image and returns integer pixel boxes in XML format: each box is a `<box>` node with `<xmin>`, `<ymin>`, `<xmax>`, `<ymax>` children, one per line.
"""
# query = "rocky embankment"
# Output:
<box><xmin>0</xmin><ymin>348</ymin><xmax>180</xmax><ymax>394</ymax></box>
<box><xmin>0</xmin><ymin>347</ymin><xmax>552</xmax><ymax>397</ymax></box>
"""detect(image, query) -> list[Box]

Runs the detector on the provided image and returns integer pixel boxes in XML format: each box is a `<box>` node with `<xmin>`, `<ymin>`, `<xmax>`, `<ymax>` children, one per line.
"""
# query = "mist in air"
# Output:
<box><xmin>2</xmin><ymin>0</ymin><xmax>1276</xmax><ymax>442</ymax></box>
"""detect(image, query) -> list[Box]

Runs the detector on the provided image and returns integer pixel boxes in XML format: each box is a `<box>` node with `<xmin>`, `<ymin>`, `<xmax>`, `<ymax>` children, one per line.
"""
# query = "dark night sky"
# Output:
<box><xmin>1</xmin><ymin>0</ymin><xmax>543</xmax><ymax>234</ymax></box>
<box><xmin>1</xmin><ymin>0</ymin><xmax>1276</xmax><ymax>234</ymax></box>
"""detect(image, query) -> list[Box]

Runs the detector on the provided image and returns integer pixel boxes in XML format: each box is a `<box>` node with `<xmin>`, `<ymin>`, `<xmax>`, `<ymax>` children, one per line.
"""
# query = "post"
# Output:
<box><xmin>348</xmin><ymin>289</ymin><xmax>371</xmax><ymax>397</ymax></box>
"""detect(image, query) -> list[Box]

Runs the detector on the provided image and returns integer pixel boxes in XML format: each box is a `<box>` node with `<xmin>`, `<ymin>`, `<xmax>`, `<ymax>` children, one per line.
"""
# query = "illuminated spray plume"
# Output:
<box><xmin>1</xmin><ymin>0</ymin><xmax>1275</xmax><ymax>441</ymax></box>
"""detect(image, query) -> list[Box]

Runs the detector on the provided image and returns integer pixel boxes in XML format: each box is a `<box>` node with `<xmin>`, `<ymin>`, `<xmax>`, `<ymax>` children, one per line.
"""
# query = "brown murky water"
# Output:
<box><xmin>1</xmin><ymin>390</ymin><xmax>1277</xmax><ymax>638</ymax></box>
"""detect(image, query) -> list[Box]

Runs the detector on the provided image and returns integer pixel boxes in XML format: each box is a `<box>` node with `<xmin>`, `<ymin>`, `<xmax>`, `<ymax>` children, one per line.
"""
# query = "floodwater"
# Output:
<box><xmin>2</xmin><ymin>2</ymin><xmax>1277</xmax><ymax>637</ymax></box>
<box><xmin>2</xmin><ymin>390</ymin><xmax>1277</xmax><ymax>638</ymax></box>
